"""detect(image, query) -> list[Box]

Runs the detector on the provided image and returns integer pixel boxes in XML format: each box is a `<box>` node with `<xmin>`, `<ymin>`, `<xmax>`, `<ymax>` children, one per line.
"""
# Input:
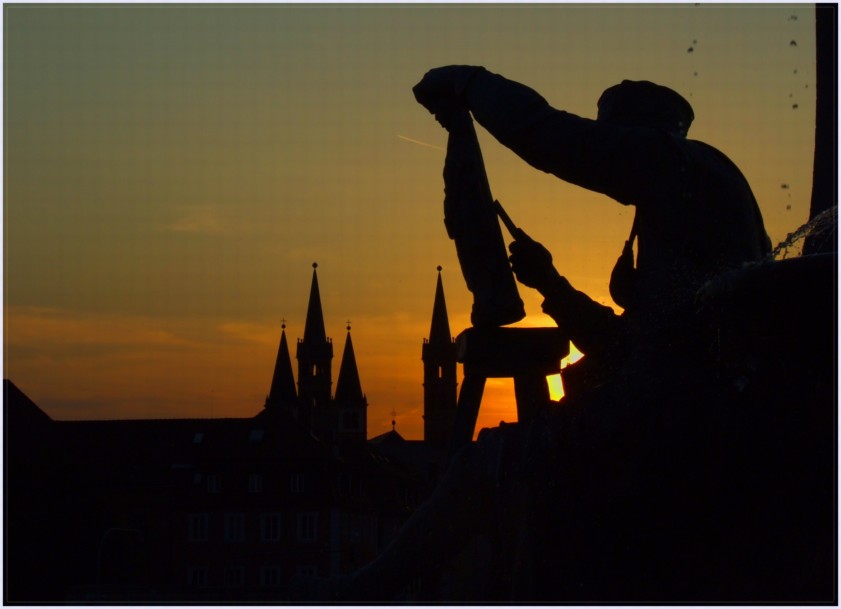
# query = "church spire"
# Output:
<box><xmin>265</xmin><ymin>320</ymin><xmax>297</xmax><ymax>412</ymax></box>
<box><xmin>296</xmin><ymin>262</ymin><xmax>333</xmax><ymax>433</ymax></box>
<box><xmin>303</xmin><ymin>263</ymin><xmax>327</xmax><ymax>344</ymax></box>
<box><xmin>429</xmin><ymin>265</ymin><xmax>452</xmax><ymax>346</ymax></box>
<box><xmin>422</xmin><ymin>266</ymin><xmax>458</xmax><ymax>448</ymax></box>
<box><xmin>335</xmin><ymin>323</ymin><xmax>364</xmax><ymax>405</ymax></box>
<box><xmin>334</xmin><ymin>323</ymin><xmax>368</xmax><ymax>443</ymax></box>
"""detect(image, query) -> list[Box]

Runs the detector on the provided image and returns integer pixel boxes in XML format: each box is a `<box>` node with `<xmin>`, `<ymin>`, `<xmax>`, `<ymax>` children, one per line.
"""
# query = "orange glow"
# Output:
<box><xmin>3</xmin><ymin>5</ymin><xmax>817</xmax><ymax>443</ymax></box>
<box><xmin>548</xmin><ymin>342</ymin><xmax>586</xmax><ymax>401</ymax></box>
<box><xmin>561</xmin><ymin>343</ymin><xmax>585</xmax><ymax>370</ymax></box>
<box><xmin>546</xmin><ymin>374</ymin><xmax>564</xmax><ymax>401</ymax></box>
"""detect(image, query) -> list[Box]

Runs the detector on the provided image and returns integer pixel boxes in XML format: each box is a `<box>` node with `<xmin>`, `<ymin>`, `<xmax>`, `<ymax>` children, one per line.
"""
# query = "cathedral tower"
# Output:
<box><xmin>333</xmin><ymin>324</ymin><xmax>368</xmax><ymax>444</ymax></box>
<box><xmin>264</xmin><ymin>320</ymin><xmax>298</xmax><ymax>417</ymax></box>
<box><xmin>422</xmin><ymin>266</ymin><xmax>458</xmax><ymax>448</ymax></box>
<box><xmin>296</xmin><ymin>263</ymin><xmax>333</xmax><ymax>432</ymax></box>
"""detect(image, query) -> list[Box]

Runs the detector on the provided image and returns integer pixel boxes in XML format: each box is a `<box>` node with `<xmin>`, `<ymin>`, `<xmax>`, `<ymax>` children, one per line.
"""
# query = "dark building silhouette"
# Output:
<box><xmin>422</xmin><ymin>266</ymin><xmax>458</xmax><ymax>448</ymax></box>
<box><xmin>4</xmin><ymin>381</ymin><xmax>429</xmax><ymax>604</ymax></box>
<box><xmin>3</xmin><ymin>263</ymin><xmax>448</xmax><ymax>603</ymax></box>
<box><xmin>296</xmin><ymin>263</ymin><xmax>334</xmax><ymax>433</ymax></box>
<box><xmin>272</xmin><ymin>262</ymin><xmax>370</xmax><ymax>445</ymax></box>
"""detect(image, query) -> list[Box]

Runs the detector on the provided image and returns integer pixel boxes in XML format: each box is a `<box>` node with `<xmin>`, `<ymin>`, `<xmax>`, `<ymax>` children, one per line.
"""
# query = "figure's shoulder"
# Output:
<box><xmin>685</xmin><ymin>138</ymin><xmax>734</xmax><ymax>161</ymax></box>
<box><xmin>593</xmin><ymin>123</ymin><xmax>688</xmax><ymax>168</ymax></box>
<box><xmin>601</xmin><ymin>122</ymin><xmax>684</xmax><ymax>148</ymax></box>
<box><xmin>684</xmin><ymin>138</ymin><xmax>748</xmax><ymax>177</ymax></box>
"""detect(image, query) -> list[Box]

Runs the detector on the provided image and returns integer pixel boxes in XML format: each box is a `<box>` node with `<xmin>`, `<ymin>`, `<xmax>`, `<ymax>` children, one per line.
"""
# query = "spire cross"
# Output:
<box><xmin>346</xmin><ymin>320</ymin><xmax>352</xmax><ymax>331</ymax></box>
<box><xmin>281</xmin><ymin>317</ymin><xmax>287</xmax><ymax>329</ymax></box>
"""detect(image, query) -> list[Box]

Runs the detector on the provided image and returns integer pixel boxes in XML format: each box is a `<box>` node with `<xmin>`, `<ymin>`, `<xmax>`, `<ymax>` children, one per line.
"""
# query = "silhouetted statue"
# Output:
<box><xmin>417</xmin><ymin>67</ymin><xmax>770</xmax><ymax>386</ymax></box>
<box><xmin>291</xmin><ymin>68</ymin><xmax>835</xmax><ymax>603</ymax></box>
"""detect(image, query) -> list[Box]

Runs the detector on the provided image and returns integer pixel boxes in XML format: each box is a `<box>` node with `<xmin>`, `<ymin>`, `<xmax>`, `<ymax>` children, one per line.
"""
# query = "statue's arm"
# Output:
<box><xmin>507</xmin><ymin>227</ymin><xmax>624</xmax><ymax>355</ymax></box>
<box><xmin>540</xmin><ymin>279</ymin><xmax>624</xmax><ymax>356</ymax></box>
<box><xmin>459</xmin><ymin>68</ymin><xmax>670</xmax><ymax>205</ymax></box>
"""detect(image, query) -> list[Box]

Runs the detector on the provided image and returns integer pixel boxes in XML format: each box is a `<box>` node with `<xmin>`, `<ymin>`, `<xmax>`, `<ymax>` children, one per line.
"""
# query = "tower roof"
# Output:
<box><xmin>334</xmin><ymin>326</ymin><xmax>365</xmax><ymax>406</ymax></box>
<box><xmin>303</xmin><ymin>263</ymin><xmax>327</xmax><ymax>344</ymax></box>
<box><xmin>267</xmin><ymin>322</ymin><xmax>297</xmax><ymax>408</ymax></box>
<box><xmin>428</xmin><ymin>266</ymin><xmax>452</xmax><ymax>345</ymax></box>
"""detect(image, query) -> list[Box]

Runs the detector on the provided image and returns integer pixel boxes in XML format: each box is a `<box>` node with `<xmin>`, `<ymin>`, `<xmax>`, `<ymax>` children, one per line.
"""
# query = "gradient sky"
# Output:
<box><xmin>4</xmin><ymin>3</ymin><xmax>817</xmax><ymax>439</ymax></box>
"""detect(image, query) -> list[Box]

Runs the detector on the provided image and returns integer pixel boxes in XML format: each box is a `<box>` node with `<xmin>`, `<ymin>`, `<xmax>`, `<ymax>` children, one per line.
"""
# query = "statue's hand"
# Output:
<box><xmin>508</xmin><ymin>231</ymin><xmax>568</xmax><ymax>296</ymax></box>
<box><xmin>413</xmin><ymin>65</ymin><xmax>482</xmax><ymax>115</ymax></box>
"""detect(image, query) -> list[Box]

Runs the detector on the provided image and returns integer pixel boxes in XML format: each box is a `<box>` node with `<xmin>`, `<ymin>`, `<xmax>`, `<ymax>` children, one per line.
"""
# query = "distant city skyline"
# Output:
<box><xmin>4</xmin><ymin>4</ymin><xmax>818</xmax><ymax>439</ymax></box>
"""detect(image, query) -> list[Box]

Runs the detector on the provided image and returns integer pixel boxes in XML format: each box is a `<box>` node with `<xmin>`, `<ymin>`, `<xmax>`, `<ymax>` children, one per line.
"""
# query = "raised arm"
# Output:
<box><xmin>414</xmin><ymin>66</ymin><xmax>672</xmax><ymax>205</ymax></box>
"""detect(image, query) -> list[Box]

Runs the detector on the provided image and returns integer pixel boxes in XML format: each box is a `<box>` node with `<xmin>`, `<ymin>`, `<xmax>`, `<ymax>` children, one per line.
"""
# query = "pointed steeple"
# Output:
<box><xmin>266</xmin><ymin>320</ymin><xmax>297</xmax><ymax>411</ymax></box>
<box><xmin>303</xmin><ymin>263</ymin><xmax>327</xmax><ymax>344</ymax></box>
<box><xmin>429</xmin><ymin>265</ymin><xmax>452</xmax><ymax>346</ymax></box>
<box><xmin>333</xmin><ymin>322</ymin><xmax>368</xmax><ymax>444</ymax></box>
<box><xmin>335</xmin><ymin>324</ymin><xmax>365</xmax><ymax>406</ymax></box>
<box><xmin>297</xmin><ymin>262</ymin><xmax>333</xmax><ymax>434</ymax></box>
<box><xmin>422</xmin><ymin>266</ymin><xmax>458</xmax><ymax>448</ymax></box>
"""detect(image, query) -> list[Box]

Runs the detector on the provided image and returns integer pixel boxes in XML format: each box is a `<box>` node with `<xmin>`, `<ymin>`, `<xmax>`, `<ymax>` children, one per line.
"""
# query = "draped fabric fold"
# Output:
<box><xmin>442</xmin><ymin>111</ymin><xmax>525</xmax><ymax>328</ymax></box>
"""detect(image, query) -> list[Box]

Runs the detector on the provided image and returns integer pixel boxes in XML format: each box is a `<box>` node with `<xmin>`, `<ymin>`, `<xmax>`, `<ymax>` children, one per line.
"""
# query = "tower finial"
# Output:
<box><xmin>346</xmin><ymin>320</ymin><xmax>352</xmax><ymax>332</ymax></box>
<box><xmin>391</xmin><ymin>410</ymin><xmax>397</xmax><ymax>431</ymax></box>
<box><xmin>281</xmin><ymin>317</ymin><xmax>287</xmax><ymax>330</ymax></box>
<box><xmin>313</xmin><ymin>262</ymin><xmax>318</xmax><ymax>269</ymax></box>
<box><xmin>437</xmin><ymin>265</ymin><xmax>443</xmax><ymax>273</ymax></box>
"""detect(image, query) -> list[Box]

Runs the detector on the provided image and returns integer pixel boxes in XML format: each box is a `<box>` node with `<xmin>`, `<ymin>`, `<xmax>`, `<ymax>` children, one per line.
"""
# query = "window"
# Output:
<box><xmin>207</xmin><ymin>474</ymin><xmax>221</xmax><ymax>493</ymax></box>
<box><xmin>260</xmin><ymin>513</ymin><xmax>281</xmax><ymax>542</ymax></box>
<box><xmin>290</xmin><ymin>473</ymin><xmax>303</xmax><ymax>493</ymax></box>
<box><xmin>296</xmin><ymin>565</ymin><xmax>317</xmax><ymax>577</ymax></box>
<box><xmin>248</xmin><ymin>429</ymin><xmax>264</xmax><ymax>444</ymax></box>
<box><xmin>224</xmin><ymin>566</ymin><xmax>244</xmax><ymax>588</ymax></box>
<box><xmin>188</xmin><ymin>513</ymin><xmax>209</xmax><ymax>542</ymax></box>
<box><xmin>188</xmin><ymin>566</ymin><xmax>208</xmax><ymax>587</ymax></box>
<box><xmin>259</xmin><ymin>565</ymin><xmax>281</xmax><ymax>587</ymax></box>
<box><xmin>338</xmin><ymin>473</ymin><xmax>363</xmax><ymax>497</ymax></box>
<box><xmin>341</xmin><ymin>512</ymin><xmax>366</xmax><ymax>543</ymax></box>
<box><xmin>224</xmin><ymin>513</ymin><xmax>245</xmax><ymax>542</ymax></box>
<box><xmin>248</xmin><ymin>473</ymin><xmax>263</xmax><ymax>493</ymax></box>
<box><xmin>403</xmin><ymin>577</ymin><xmax>422</xmax><ymax>602</ymax></box>
<box><xmin>297</xmin><ymin>512</ymin><xmax>318</xmax><ymax>542</ymax></box>
<box><xmin>192</xmin><ymin>432</ymin><xmax>204</xmax><ymax>444</ymax></box>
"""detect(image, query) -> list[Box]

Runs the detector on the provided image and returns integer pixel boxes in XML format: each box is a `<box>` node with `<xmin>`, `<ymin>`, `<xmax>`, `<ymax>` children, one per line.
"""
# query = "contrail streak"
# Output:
<box><xmin>397</xmin><ymin>134</ymin><xmax>445</xmax><ymax>152</ymax></box>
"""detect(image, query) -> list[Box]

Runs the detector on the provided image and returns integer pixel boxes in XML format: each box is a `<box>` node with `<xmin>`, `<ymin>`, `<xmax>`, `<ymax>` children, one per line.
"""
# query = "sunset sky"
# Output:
<box><xmin>4</xmin><ymin>3</ymin><xmax>817</xmax><ymax>439</ymax></box>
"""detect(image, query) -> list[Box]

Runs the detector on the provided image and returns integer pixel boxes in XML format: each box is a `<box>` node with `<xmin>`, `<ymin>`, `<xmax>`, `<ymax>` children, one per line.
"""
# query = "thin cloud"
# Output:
<box><xmin>397</xmin><ymin>134</ymin><xmax>445</xmax><ymax>152</ymax></box>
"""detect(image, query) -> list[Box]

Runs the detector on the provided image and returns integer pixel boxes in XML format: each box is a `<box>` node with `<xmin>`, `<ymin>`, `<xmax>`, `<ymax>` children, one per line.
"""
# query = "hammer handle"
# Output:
<box><xmin>494</xmin><ymin>200</ymin><xmax>520</xmax><ymax>239</ymax></box>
